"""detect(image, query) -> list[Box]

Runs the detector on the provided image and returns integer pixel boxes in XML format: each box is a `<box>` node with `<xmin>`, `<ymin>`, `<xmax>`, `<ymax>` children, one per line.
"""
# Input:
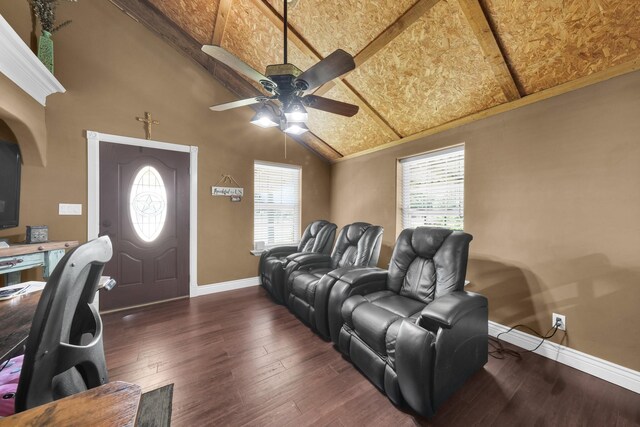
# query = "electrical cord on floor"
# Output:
<box><xmin>489</xmin><ymin>321</ymin><xmax>563</xmax><ymax>360</ymax></box>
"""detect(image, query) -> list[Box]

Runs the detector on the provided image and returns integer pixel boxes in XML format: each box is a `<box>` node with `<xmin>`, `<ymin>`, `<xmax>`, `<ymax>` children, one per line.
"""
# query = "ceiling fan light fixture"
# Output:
<box><xmin>284</xmin><ymin>102</ymin><xmax>308</xmax><ymax>123</ymax></box>
<box><xmin>202</xmin><ymin>0</ymin><xmax>359</xmax><ymax>147</ymax></box>
<box><xmin>250</xmin><ymin>107</ymin><xmax>279</xmax><ymax>128</ymax></box>
<box><xmin>282</xmin><ymin>121</ymin><xmax>309</xmax><ymax>135</ymax></box>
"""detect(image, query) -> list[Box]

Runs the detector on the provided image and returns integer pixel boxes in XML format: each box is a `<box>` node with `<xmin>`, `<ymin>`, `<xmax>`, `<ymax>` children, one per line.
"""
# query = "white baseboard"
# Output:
<box><xmin>194</xmin><ymin>276</ymin><xmax>260</xmax><ymax>297</ymax></box>
<box><xmin>489</xmin><ymin>321</ymin><xmax>640</xmax><ymax>394</ymax></box>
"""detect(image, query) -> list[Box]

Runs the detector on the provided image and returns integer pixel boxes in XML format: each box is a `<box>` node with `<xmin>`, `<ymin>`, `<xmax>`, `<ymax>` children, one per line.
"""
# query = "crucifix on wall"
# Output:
<box><xmin>136</xmin><ymin>112</ymin><xmax>160</xmax><ymax>140</ymax></box>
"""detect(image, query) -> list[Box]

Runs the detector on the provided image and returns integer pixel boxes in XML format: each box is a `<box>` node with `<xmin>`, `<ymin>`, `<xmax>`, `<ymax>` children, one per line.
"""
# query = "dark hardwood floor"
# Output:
<box><xmin>102</xmin><ymin>286</ymin><xmax>640</xmax><ymax>426</ymax></box>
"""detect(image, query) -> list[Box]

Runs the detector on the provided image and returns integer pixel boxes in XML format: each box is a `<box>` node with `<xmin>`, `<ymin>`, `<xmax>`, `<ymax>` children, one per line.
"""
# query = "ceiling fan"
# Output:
<box><xmin>201</xmin><ymin>0</ymin><xmax>359</xmax><ymax>135</ymax></box>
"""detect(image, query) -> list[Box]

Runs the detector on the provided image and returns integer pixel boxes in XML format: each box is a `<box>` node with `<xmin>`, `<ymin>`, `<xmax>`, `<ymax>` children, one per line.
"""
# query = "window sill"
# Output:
<box><xmin>250</xmin><ymin>250</ymin><xmax>265</xmax><ymax>256</ymax></box>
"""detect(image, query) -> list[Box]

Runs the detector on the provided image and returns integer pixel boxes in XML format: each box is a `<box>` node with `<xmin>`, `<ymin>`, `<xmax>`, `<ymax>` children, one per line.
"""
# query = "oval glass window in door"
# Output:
<box><xmin>129</xmin><ymin>166</ymin><xmax>167</xmax><ymax>242</ymax></box>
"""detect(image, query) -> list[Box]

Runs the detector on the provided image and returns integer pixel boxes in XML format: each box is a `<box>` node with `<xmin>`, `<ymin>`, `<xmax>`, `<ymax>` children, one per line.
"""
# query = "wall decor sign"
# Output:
<box><xmin>212</xmin><ymin>186</ymin><xmax>244</xmax><ymax>196</ymax></box>
<box><xmin>212</xmin><ymin>174</ymin><xmax>243</xmax><ymax>202</ymax></box>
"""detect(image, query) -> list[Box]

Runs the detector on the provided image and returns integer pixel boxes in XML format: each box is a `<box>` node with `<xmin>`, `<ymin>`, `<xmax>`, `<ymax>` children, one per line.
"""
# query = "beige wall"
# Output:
<box><xmin>331</xmin><ymin>71</ymin><xmax>640</xmax><ymax>371</ymax></box>
<box><xmin>0</xmin><ymin>120</ymin><xmax>17</xmax><ymax>141</ymax></box>
<box><xmin>0</xmin><ymin>73</ymin><xmax>48</xmax><ymax>166</ymax></box>
<box><xmin>0</xmin><ymin>1</ymin><xmax>331</xmax><ymax>285</ymax></box>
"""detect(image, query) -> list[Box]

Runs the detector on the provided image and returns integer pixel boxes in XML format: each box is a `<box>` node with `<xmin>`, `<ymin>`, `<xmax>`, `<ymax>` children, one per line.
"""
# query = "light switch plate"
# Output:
<box><xmin>59</xmin><ymin>203</ymin><xmax>82</xmax><ymax>216</ymax></box>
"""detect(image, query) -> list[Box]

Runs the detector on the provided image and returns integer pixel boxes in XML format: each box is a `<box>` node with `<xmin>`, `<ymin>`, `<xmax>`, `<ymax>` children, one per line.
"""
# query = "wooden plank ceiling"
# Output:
<box><xmin>121</xmin><ymin>0</ymin><xmax>640</xmax><ymax>161</ymax></box>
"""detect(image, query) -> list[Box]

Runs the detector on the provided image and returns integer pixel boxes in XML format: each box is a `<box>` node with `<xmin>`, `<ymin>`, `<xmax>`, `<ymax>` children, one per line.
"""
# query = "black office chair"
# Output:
<box><xmin>14</xmin><ymin>236</ymin><xmax>114</xmax><ymax>412</ymax></box>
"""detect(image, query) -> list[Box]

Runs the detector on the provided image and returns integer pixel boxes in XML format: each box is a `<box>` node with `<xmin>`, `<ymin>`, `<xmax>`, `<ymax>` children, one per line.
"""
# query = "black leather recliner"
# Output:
<box><xmin>259</xmin><ymin>220</ymin><xmax>336</xmax><ymax>304</ymax></box>
<box><xmin>333</xmin><ymin>227</ymin><xmax>487</xmax><ymax>418</ymax></box>
<box><xmin>284</xmin><ymin>222</ymin><xmax>383</xmax><ymax>339</ymax></box>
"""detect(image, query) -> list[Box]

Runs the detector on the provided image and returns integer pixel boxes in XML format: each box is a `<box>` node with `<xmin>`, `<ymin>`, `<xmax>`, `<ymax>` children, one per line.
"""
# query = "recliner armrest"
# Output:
<box><xmin>326</xmin><ymin>267</ymin><xmax>389</xmax><ymax>344</ymax></box>
<box><xmin>397</xmin><ymin>291</ymin><xmax>488</xmax><ymax>416</ymax></box>
<box><xmin>263</xmin><ymin>245</ymin><xmax>298</xmax><ymax>258</ymax></box>
<box><xmin>420</xmin><ymin>291</ymin><xmax>487</xmax><ymax>330</ymax></box>
<box><xmin>283</xmin><ymin>253</ymin><xmax>333</xmax><ymax>300</ymax></box>
<box><xmin>285</xmin><ymin>252</ymin><xmax>332</xmax><ymax>269</ymax></box>
<box><xmin>327</xmin><ymin>267</ymin><xmax>388</xmax><ymax>287</ymax></box>
<box><xmin>259</xmin><ymin>245</ymin><xmax>298</xmax><ymax>277</ymax></box>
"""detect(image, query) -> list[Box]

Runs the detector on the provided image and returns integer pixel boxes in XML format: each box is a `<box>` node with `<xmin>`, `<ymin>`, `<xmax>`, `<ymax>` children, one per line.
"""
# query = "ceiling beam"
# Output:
<box><xmin>106</xmin><ymin>0</ymin><xmax>339</xmax><ymax>161</ymax></box>
<box><xmin>249</xmin><ymin>0</ymin><xmax>401</xmax><ymax>140</ymax></box>
<box><xmin>211</xmin><ymin>0</ymin><xmax>233</xmax><ymax>45</ymax></box>
<box><xmin>297</xmin><ymin>132</ymin><xmax>343</xmax><ymax>159</ymax></box>
<box><xmin>356</xmin><ymin>0</ymin><xmax>441</xmax><ymax>67</ymax></box>
<box><xmin>315</xmin><ymin>0</ymin><xmax>441</xmax><ymax>97</ymax></box>
<box><xmin>456</xmin><ymin>0</ymin><xmax>521</xmax><ymax>101</ymax></box>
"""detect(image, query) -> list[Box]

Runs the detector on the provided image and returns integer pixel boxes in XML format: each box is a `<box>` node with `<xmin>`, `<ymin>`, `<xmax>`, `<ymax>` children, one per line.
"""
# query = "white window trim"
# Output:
<box><xmin>253</xmin><ymin>160</ymin><xmax>302</xmax><ymax>248</ymax></box>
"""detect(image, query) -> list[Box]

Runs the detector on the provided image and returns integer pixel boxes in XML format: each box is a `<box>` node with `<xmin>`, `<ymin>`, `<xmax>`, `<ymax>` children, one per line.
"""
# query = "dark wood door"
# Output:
<box><xmin>99</xmin><ymin>142</ymin><xmax>190</xmax><ymax>311</ymax></box>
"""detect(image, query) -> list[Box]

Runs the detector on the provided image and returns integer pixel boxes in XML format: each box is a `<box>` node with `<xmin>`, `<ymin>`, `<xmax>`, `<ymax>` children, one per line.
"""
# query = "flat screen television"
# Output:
<box><xmin>0</xmin><ymin>141</ymin><xmax>21</xmax><ymax>229</ymax></box>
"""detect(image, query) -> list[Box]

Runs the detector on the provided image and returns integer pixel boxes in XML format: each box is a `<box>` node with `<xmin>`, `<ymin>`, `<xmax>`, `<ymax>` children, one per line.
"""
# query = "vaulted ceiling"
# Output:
<box><xmin>110</xmin><ymin>0</ymin><xmax>640</xmax><ymax>161</ymax></box>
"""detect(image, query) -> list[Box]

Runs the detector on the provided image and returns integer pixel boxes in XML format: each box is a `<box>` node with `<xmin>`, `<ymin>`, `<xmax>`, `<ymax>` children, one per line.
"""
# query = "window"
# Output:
<box><xmin>129</xmin><ymin>165</ymin><xmax>167</xmax><ymax>242</ymax></box>
<box><xmin>400</xmin><ymin>145</ymin><xmax>464</xmax><ymax>230</ymax></box>
<box><xmin>254</xmin><ymin>161</ymin><xmax>301</xmax><ymax>246</ymax></box>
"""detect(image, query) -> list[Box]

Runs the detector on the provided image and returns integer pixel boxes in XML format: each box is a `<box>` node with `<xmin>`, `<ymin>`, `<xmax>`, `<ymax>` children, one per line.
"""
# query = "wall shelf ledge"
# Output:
<box><xmin>0</xmin><ymin>14</ymin><xmax>65</xmax><ymax>106</ymax></box>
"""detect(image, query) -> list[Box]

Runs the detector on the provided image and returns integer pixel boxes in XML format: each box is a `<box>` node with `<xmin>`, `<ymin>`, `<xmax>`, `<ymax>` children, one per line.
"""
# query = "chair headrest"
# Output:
<box><xmin>309</xmin><ymin>220</ymin><xmax>329</xmax><ymax>236</ymax></box>
<box><xmin>345</xmin><ymin>222</ymin><xmax>373</xmax><ymax>243</ymax></box>
<box><xmin>411</xmin><ymin>227</ymin><xmax>453</xmax><ymax>258</ymax></box>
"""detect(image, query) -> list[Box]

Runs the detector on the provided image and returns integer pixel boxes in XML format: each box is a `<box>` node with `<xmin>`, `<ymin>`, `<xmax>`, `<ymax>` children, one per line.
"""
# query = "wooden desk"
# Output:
<box><xmin>0</xmin><ymin>241</ymin><xmax>78</xmax><ymax>286</ymax></box>
<box><xmin>0</xmin><ymin>381</ymin><xmax>142</xmax><ymax>427</ymax></box>
<box><xmin>0</xmin><ymin>291</ymin><xmax>41</xmax><ymax>363</ymax></box>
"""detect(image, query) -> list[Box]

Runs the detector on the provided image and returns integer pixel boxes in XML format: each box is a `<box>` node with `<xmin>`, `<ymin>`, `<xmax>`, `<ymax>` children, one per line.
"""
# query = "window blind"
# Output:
<box><xmin>254</xmin><ymin>161</ymin><xmax>301</xmax><ymax>246</ymax></box>
<box><xmin>400</xmin><ymin>145</ymin><xmax>464</xmax><ymax>230</ymax></box>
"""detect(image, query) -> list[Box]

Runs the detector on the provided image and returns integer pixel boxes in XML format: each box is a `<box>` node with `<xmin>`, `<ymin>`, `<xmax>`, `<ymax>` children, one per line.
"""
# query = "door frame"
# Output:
<box><xmin>86</xmin><ymin>131</ymin><xmax>199</xmax><ymax>305</ymax></box>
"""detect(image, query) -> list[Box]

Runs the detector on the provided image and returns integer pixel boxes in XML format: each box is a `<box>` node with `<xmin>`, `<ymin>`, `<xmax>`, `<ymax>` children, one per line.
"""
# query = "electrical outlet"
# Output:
<box><xmin>552</xmin><ymin>313</ymin><xmax>566</xmax><ymax>331</ymax></box>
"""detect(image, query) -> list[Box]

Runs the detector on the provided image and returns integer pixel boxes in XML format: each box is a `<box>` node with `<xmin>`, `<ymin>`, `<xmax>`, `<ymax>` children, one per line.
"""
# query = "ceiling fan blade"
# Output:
<box><xmin>202</xmin><ymin>45</ymin><xmax>276</xmax><ymax>88</ymax></box>
<box><xmin>210</xmin><ymin>97</ymin><xmax>263</xmax><ymax>111</ymax></box>
<box><xmin>295</xmin><ymin>49</ymin><xmax>355</xmax><ymax>91</ymax></box>
<box><xmin>302</xmin><ymin>95</ymin><xmax>359</xmax><ymax>117</ymax></box>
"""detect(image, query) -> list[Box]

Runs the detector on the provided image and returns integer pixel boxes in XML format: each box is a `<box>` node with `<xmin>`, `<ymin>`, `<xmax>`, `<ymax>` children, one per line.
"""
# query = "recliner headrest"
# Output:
<box><xmin>309</xmin><ymin>220</ymin><xmax>329</xmax><ymax>236</ymax></box>
<box><xmin>329</xmin><ymin>222</ymin><xmax>384</xmax><ymax>269</ymax></box>
<box><xmin>387</xmin><ymin>227</ymin><xmax>472</xmax><ymax>302</ymax></box>
<box><xmin>345</xmin><ymin>222</ymin><xmax>371</xmax><ymax>243</ymax></box>
<box><xmin>298</xmin><ymin>220</ymin><xmax>337</xmax><ymax>254</ymax></box>
<box><xmin>411</xmin><ymin>227</ymin><xmax>453</xmax><ymax>258</ymax></box>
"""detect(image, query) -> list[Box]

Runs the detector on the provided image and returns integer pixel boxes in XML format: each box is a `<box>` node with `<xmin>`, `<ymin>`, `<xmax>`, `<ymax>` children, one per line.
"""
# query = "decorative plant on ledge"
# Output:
<box><xmin>29</xmin><ymin>0</ymin><xmax>78</xmax><ymax>74</ymax></box>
